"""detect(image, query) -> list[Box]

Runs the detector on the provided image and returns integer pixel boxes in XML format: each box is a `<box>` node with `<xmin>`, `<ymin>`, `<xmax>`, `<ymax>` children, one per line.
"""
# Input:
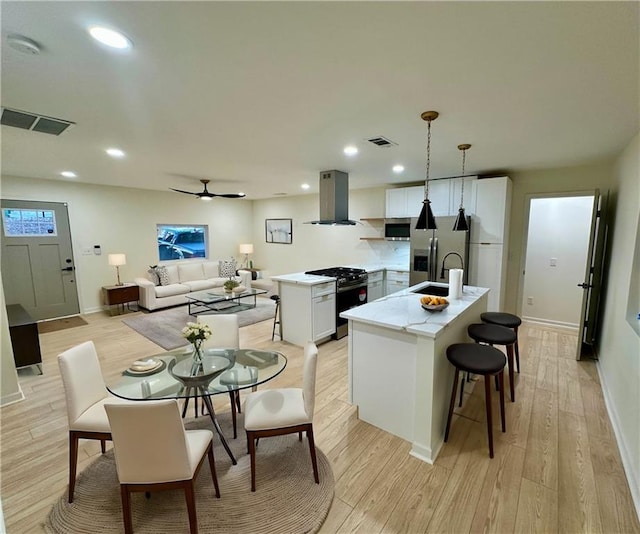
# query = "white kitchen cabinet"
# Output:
<box><xmin>468</xmin><ymin>243</ymin><xmax>505</xmax><ymax>312</ymax></box>
<box><xmin>385</xmin><ymin>186</ymin><xmax>424</xmax><ymax>218</ymax></box>
<box><xmin>385</xmin><ymin>269</ymin><xmax>409</xmax><ymax>295</ymax></box>
<box><xmin>367</xmin><ymin>270</ymin><xmax>384</xmax><ymax>301</ymax></box>
<box><xmin>449</xmin><ymin>176</ymin><xmax>478</xmax><ymax>216</ymax></box>
<box><xmin>278</xmin><ymin>280</ymin><xmax>336</xmax><ymax>346</ymax></box>
<box><xmin>470</xmin><ymin>176</ymin><xmax>511</xmax><ymax>244</ymax></box>
<box><xmin>428</xmin><ymin>179</ymin><xmax>452</xmax><ymax>217</ymax></box>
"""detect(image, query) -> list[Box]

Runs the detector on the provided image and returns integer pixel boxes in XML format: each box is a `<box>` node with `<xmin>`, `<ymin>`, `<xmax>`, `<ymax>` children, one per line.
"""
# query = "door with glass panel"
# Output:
<box><xmin>1</xmin><ymin>199</ymin><xmax>79</xmax><ymax>320</ymax></box>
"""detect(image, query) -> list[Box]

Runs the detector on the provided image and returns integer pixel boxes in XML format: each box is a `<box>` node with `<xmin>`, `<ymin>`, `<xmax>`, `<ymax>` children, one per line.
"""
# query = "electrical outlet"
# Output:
<box><xmin>527</xmin><ymin>297</ymin><xmax>534</xmax><ymax>305</ymax></box>
<box><xmin>550</xmin><ymin>257</ymin><xmax>557</xmax><ymax>267</ymax></box>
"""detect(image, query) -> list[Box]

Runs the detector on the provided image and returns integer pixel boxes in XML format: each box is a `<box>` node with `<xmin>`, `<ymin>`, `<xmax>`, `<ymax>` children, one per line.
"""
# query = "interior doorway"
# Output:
<box><xmin>519</xmin><ymin>191</ymin><xmax>607</xmax><ymax>359</ymax></box>
<box><xmin>1</xmin><ymin>199</ymin><xmax>80</xmax><ymax>320</ymax></box>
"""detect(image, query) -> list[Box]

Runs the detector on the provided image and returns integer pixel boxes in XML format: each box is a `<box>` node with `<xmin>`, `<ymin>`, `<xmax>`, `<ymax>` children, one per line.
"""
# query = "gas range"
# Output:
<box><xmin>305</xmin><ymin>267</ymin><xmax>368</xmax><ymax>291</ymax></box>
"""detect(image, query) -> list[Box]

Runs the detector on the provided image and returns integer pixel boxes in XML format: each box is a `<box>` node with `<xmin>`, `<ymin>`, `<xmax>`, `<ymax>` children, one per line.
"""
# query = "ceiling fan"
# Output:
<box><xmin>169</xmin><ymin>179</ymin><xmax>246</xmax><ymax>200</ymax></box>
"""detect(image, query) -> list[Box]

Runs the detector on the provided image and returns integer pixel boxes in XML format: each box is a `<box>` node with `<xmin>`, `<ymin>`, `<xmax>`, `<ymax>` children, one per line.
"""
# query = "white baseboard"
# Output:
<box><xmin>596</xmin><ymin>361</ymin><xmax>640</xmax><ymax>523</ymax></box>
<box><xmin>521</xmin><ymin>316</ymin><xmax>578</xmax><ymax>330</ymax></box>
<box><xmin>0</xmin><ymin>388</ymin><xmax>24</xmax><ymax>407</ymax></box>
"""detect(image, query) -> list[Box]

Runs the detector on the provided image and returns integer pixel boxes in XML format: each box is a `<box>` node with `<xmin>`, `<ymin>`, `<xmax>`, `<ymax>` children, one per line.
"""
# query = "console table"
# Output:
<box><xmin>6</xmin><ymin>304</ymin><xmax>43</xmax><ymax>374</ymax></box>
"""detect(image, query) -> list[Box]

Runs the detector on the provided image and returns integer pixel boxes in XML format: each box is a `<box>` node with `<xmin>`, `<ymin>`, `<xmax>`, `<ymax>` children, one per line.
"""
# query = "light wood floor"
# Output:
<box><xmin>1</xmin><ymin>309</ymin><xmax>639</xmax><ymax>533</ymax></box>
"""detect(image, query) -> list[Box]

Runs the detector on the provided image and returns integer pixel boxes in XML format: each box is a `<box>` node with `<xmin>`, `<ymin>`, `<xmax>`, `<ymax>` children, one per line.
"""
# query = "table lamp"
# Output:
<box><xmin>108</xmin><ymin>253</ymin><xmax>126</xmax><ymax>286</ymax></box>
<box><xmin>239</xmin><ymin>243</ymin><xmax>253</xmax><ymax>269</ymax></box>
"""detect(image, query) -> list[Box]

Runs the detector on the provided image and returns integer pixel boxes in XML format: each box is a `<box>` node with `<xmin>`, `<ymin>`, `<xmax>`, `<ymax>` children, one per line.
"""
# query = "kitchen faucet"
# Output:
<box><xmin>440</xmin><ymin>252</ymin><xmax>464</xmax><ymax>280</ymax></box>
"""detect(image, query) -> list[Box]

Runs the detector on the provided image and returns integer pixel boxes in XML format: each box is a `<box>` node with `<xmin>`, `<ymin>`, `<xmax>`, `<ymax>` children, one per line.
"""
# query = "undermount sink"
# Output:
<box><xmin>412</xmin><ymin>285</ymin><xmax>449</xmax><ymax>297</ymax></box>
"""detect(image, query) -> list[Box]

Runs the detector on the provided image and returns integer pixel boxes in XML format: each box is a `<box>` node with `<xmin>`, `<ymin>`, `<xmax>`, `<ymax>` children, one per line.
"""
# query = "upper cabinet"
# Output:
<box><xmin>385</xmin><ymin>186</ymin><xmax>424</xmax><ymax>218</ymax></box>
<box><xmin>468</xmin><ymin>176</ymin><xmax>512</xmax><ymax>244</ymax></box>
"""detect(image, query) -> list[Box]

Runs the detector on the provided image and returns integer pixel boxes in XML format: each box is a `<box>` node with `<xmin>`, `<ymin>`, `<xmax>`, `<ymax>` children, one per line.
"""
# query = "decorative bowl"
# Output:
<box><xmin>232</xmin><ymin>285</ymin><xmax>247</xmax><ymax>294</ymax></box>
<box><xmin>421</xmin><ymin>302</ymin><xmax>449</xmax><ymax>312</ymax></box>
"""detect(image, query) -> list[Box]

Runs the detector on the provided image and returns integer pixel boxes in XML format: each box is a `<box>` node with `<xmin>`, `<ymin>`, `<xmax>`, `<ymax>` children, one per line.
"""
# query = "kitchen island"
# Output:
<box><xmin>340</xmin><ymin>281</ymin><xmax>489</xmax><ymax>464</ymax></box>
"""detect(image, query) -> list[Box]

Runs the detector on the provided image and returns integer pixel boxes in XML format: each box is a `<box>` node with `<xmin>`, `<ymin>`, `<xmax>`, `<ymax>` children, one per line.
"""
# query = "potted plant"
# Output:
<box><xmin>223</xmin><ymin>279</ymin><xmax>240</xmax><ymax>293</ymax></box>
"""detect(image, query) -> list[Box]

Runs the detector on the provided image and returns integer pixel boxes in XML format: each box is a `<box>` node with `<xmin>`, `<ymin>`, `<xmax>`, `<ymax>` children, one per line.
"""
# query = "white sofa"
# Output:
<box><xmin>134</xmin><ymin>260</ymin><xmax>252</xmax><ymax>311</ymax></box>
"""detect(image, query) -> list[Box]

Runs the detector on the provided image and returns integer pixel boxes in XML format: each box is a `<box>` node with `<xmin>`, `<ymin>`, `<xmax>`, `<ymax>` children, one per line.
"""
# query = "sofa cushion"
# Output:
<box><xmin>202</xmin><ymin>261</ymin><xmax>220</xmax><ymax>279</ymax></box>
<box><xmin>177</xmin><ymin>263</ymin><xmax>205</xmax><ymax>283</ymax></box>
<box><xmin>164</xmin><ymin>265</ymin><xmax>180</xmax><ymax>285</ymax></box>
<box><xmin>147</xmin><ymin>267</ymin><xmax>160</xmax><ymax>286</ymax></box>
<box><xmin>182</xmin><ymin>280</ymin><xmax>216</xmax><ymax>292</ymax></box>
<box><xmin>154</xmin><ymin>283</ymin><xmax>190</xmax><ymax>298</ymax></box>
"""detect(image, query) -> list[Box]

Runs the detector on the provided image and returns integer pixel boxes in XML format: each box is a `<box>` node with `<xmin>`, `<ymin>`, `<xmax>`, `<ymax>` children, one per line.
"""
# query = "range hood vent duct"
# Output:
<box><xmin>307</xmin><ymin>170</ymin><xmax>357</xmax><ymax>226</ymax></box>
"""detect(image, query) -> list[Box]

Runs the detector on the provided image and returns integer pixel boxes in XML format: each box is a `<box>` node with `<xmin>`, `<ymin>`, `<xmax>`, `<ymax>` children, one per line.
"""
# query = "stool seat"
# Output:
<box><xmin>468</xmin><ymin>323</ymin><xmax>517</xmax><ymax>345</ymax></box>
<box><xmin>481</xmin><ymin>312</ymin><xmax>522</xmax><ymax>329</ymax></box>
<box><xmin>447</xmin><ymin>343</ymin><xmax>506</xmax><ymax>375</ymax></box>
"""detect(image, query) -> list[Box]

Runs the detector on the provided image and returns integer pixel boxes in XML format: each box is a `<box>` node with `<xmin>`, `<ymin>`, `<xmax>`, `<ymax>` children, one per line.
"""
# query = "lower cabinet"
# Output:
<box><xmin>367</xmin><ymin>270</ymin><xmax>384</xmax><ymax>302</ymax></box>
<box><xmin>385</xmin><ymin>270</ymin><xmax>409</xmax><ymax>295</ymax></box>
<box><xmin>278</xmin><ymin>281</ymin><xmax>336</xmax><ymax>346</ymax></box>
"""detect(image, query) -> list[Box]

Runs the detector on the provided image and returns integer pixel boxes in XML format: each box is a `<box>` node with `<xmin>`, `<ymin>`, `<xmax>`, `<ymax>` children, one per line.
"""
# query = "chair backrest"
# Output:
<box><xmin>302</xmin><ymin>342</ymin><xmax>318</xmax><ymax>419</ymax></box>
<box><xmin>57</xmin><ymin>341</ymin><xmax>108</xmax><ymax>425</ymax></box>
<box><xmin>105</xmin><ymin>400</ymin><xmax>192</xmax><ymax>484</ymax></box>
<box><xmin>198</xmin><ymin>314</ymin><xmax>239</xmax><ymax>349</ymax></box>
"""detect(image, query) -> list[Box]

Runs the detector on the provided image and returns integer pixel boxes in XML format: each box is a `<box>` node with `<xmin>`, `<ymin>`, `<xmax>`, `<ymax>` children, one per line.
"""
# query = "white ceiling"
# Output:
<box><xmin>1</xmin><ymin>1</ymin><xmax>638</xmax><ymax>200</ymax></box>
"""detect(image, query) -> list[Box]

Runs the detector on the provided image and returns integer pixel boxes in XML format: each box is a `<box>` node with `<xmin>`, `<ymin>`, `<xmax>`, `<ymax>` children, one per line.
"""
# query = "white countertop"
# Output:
<box><xmin>345</xmin><ymin>264</ymin><xmax>409</xmax><ymax>273</ymax></box>
<box><xmin>340</xmin><ymin>281</ymin><xmax>489</xmax><ymax>339</ymax></box>
<box><xmin>271</xmin><ymin>272</ymin><xmax>335</xmax><ymax>285</ymax></box>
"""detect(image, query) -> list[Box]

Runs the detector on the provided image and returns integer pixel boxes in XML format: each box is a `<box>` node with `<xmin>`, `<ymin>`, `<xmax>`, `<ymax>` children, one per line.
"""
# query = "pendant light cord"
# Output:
<box><xmin>424</xmin><ymin>119</ymin><xmax>432</xmax><ymax>201</ymax></box>
<box><xmin>459</xmin><ymin>148</ymin><xmax>466</xmax><ymax>208</ymax></box>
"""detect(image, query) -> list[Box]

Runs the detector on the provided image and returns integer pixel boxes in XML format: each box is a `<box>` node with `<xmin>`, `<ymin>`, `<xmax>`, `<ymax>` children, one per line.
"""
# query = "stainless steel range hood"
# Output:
<box><xmin>307</xmin><ymin>170</ymin><xmax>357</xmax><ymax>225</ymax></box>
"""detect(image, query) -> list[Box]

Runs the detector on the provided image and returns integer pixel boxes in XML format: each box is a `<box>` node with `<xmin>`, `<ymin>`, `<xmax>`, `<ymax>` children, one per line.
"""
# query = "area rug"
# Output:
<box><xmin>121</xmin><ymin>300</ymin><xmax>276</xmax><ymax>350</ymax></box>
<box><xmin>44</xmin><ymin>412</ymin><xmax>334</xmax><ymax>534</ymax></box>
<box><xmin>38</xmin><ymin>315</ymin><xmax>88</xmax><ymax>334</ymax></box>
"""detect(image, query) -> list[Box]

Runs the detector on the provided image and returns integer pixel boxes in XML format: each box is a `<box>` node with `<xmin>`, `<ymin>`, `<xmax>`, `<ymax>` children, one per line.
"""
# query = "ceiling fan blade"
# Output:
<box><xmin>211</xmin><ymin>193</ymin><xmax>246</xmax><ymax>198</ymax></box>
<box><xmin>169</xmin><ymin>187</ymin><xmax>199</xmax><ymax>196</ymax></box>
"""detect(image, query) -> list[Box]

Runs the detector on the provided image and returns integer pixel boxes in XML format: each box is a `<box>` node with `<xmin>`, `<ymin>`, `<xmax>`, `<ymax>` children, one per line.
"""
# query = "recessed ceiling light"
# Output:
<box><xmin>60</xmin><ymin>171</ymin><xmax>77</xmax><ymax>178</ymax></box>
<box><xmin>301</xmin><ymin>183</ymin><xmax>310</xmax><ymax>190</ymax></box>
<box><xmin>343</xmin><ymin>145</ymin><xmax>358</xmax><ymax>156</ymax></box>
<box><xmin>392</xmin><ymin>165</ymin><xmax>405</xmax><ymax>174</ymax></box>
<box><xmin>106</xmin><ymin>147</ymin><xmax>125</xmax><ymax>158</ymax></box>
<box><xmin>89</xmin><ymin>26</ymin><xmax>132</xmax><ymax>49</ymax></box>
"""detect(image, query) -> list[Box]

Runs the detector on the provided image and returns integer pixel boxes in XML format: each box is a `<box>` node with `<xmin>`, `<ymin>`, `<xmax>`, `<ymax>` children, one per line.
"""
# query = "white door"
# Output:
<box><xmin>1</xmin><ymin>200</ymin><xmax>80</xmax><ymax>320</ymax></box>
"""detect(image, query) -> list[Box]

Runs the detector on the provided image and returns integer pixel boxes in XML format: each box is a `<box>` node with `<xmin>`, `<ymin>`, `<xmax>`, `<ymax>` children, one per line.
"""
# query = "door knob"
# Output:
<box><xmin>577</xmin><ymin>282</ymin><xmax>592</xmax><ymax>289</ymax></box>
<box><xmin>61</xmin><ymin>266</ymin><xmax>75</xmax><ymax>272</ymax></box>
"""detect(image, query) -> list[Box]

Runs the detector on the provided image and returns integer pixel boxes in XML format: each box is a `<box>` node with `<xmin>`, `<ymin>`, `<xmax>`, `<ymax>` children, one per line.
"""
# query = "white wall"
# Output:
<box><xmin>597</xmin><ymin>132</ymin><xmax>640</xmax><ymax>517</ymax></box>
<box><xmin>0</xmin><ymin>176</ymin><xmax>253</xmax><ymax>313</ymax></box>
<box><xmin>521</xmin><ymin>196</ymin><xmax>593</xmax><ymax>328</ymax></box>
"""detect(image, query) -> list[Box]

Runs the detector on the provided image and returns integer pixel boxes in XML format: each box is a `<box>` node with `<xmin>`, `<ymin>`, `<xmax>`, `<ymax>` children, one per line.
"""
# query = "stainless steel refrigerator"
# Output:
<box><xmin>409</xmin><ymin>215</ymin><xmax>471</xmax><ymax>286</ymax></box>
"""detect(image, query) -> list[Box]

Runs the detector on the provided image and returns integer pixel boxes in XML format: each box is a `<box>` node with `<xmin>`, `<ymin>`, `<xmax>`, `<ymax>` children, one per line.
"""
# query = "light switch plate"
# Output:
<box><xmin>550</xmin><ymin>257</ymin><xmax>557</xmax><ymax>266</ymax></box>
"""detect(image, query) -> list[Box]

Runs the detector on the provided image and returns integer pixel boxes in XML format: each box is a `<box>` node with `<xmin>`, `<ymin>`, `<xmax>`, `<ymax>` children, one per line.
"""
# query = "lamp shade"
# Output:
<box><xmin>415</xmin><ymin>200</ymin><xmax>437</xmax><ymax>230</ymax></box>
<box><xmin>239</xmin><ymin>244</ymin><xmax>254</xmax><ymax>254</ymax></box>
<box><xmin>108</xmin><ymin>253</ymin><xmax>126</xmax><ymax>266</ymax></box>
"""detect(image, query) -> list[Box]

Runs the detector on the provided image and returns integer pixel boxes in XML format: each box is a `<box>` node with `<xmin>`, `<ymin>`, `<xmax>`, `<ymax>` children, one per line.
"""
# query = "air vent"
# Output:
<box><xmin>1</xmin><ymin>107</ymin><xmax>75</xmax><ymax>135</ymax></box>
<box><xmin>367</xmin><ymin>136</ymin><xmax>397</xmax><ymax>147</ymax></box>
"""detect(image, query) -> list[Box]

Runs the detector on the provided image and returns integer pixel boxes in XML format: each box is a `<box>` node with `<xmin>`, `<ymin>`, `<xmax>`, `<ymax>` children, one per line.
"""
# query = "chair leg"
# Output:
<box><xmin>514</xmin><ymin>327</ymin><xmax>521</xmax><ymax>373</ymax></box>
<box><xmin>444</xmin><ymin>368</ymin><xmax>460</xmax><ymax>442</ymax></box>
<box><xmin>306</xmin><ymin>425</ymin><xmax>320</xmax><ymax>484</ymax></box>
<box><xmin>249</xmin><ymin>431</ymin><xmax>257</xmax><ymax>492</ymax></box>
<box><xmin>182</xmin><ymin>395</ymin><xmax>190</xmax><ymax>418</ymax></box>
<box><xmin>498</xmin><ymin>371</ymin><xmax>506</xmax><ymax>432</ymax></box>
<box><xmin>235</xmin><ymin>390</ymin><xmax>242</xmax><ymax>414</ymax></box>
<box><xmin>229</xmin><ymin>391</ymin><xmax>237</xmax><ymax>439</ymax></box>
<box><xmin>68</xmin><ymin>432</ymin><xmax>79</xmax><ymax>503</ymax></box>
<box><xmin>207</xmin><ymin>444</ymin><xmax>220</xmax><ymax>498</ymax></box>
<box><xmin>484</xmin><ymin>374</ymin><xmax>494</xmax><ymax>458</ymax></box>
<box><xmin>184</xmin><ymin>480</ymin><xmax>198</xmax><ymax>534</ymax></box>
<box><xmin>458</xmin><ymin>370</ymin><xmax>465</xmax><ymax>407</ymax></box>
<box><xmin>506</xmin><ymin>344</ymin><xmax>516</xmax><ymax>402</ymax></box>
<box><xmin>121</xmin><ymin>485</ymin><xmax>133</xmax><ymax>534</ymax></box>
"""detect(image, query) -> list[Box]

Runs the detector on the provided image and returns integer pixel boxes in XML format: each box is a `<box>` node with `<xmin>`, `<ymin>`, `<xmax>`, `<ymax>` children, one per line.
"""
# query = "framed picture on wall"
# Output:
<box><xmin>265</xmin><ymin>218</ymin><xmax>292</xmax><ymax>244</ymax></box>
<box><xmin>156</xmin><ymin>224</ymin><xmax>208</xmax><ymax>260</ymax></box>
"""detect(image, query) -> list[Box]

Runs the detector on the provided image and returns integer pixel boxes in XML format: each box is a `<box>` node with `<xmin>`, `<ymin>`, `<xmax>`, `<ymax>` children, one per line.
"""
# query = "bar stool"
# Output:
<box><xmin>481</xmin><ymin>312</ymin><xmax>522</xmax><ymax>373</ymax></box>
<box><xmin>467</xmin><ymin>323</ymin><xmax>517</xmax><ymax>402</ymax></box>
<box><xmin>271</xmin><ymin>295</ymin><xmax>282</xmax><ymax>341</ymax></box>
<box><xmin>445</xmin><ymin>343</ymin><xmax>506</xmax><ymax>458</ymax></box>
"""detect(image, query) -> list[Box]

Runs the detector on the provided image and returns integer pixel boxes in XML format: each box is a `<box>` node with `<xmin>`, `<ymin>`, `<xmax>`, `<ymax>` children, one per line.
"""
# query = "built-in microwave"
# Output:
<box><xmin>384</xmin><ymin>221</ymin><xmax>411</xmax><ymax>240</ymax></box>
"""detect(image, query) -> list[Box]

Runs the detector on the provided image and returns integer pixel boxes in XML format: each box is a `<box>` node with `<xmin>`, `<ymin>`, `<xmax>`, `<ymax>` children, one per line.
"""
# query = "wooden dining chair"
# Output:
<box><xmin>244</xmin><ymin>341</ymin><xmax>319</xmax><ymax>491</ymax></box>
<box><xmin>105</xmin><ymin>400</ymin><xmax>220</xmax><ymax>534</ymax></box>
<box><xmin>57</xmin><ymin>340</ymin><xmax>130</xmax><ymax>503</ymax></box>
<box><xmin>196</xmin><ymin>314</ymin><xmax>242</xmax><ymax>437</ymax></box>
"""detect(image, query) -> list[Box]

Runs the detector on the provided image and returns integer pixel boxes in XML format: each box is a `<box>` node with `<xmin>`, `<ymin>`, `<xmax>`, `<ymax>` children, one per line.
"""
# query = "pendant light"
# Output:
<box><xmin>415</xmin><ymin>111</ymin><xmax>439</xmax><ymax>230</ymax></box>
<box><xmin>452</xmin><ymin>143</ymin><xmax>471</xmax><ymax>232</ymax></box>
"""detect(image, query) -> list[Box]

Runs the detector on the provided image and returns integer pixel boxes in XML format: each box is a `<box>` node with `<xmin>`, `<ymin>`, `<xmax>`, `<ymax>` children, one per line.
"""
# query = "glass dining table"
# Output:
<box><xmin>107</xmin><ymin>347</ymin><xmax>287</xmax><ymax>465</ymax></box>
